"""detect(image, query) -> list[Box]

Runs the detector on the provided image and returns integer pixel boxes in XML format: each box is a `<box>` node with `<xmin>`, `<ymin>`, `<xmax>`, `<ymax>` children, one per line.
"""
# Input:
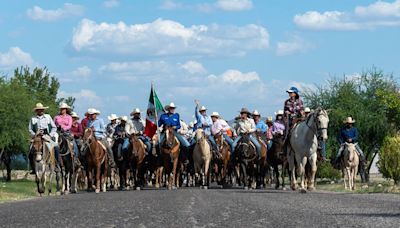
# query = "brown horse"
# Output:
<box><xmin>31</xmin><ymin>134</ymin><xmax>61</xmax><ymax>196</ymax></box>
<box><xmin>213</xmin><ymin>132</ymin><xmax>231</xmax><ymax>187</ymax></box>
<box><xmin>82</xmin><ymin>128</ymin><xmax>108</xmax><ymax>194</ymax></box>
<box><xmin>129</xmin><ymin>134</ymin><xmax>146</xmax><ymax>190</ymax></box>
<box><xmin>256</xmin><ymin>132</ymin><xmax>268</xmax><ymax>189</ymax></box>
<box><xmin>267</xmin><ymin>133</ymin><xmax>288</xmax><ymax>189</ymax></box>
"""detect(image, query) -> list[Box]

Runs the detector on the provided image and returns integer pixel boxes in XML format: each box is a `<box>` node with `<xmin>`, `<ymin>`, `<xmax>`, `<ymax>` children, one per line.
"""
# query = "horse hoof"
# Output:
<box><xmin>136</xmin><ymin>187</ymin><xmax>141</xmax><ymax>191</ymax></box>
<box><xmin>282</xmin><ymin>187</ymin><xmax>287</xmax><ymax>191</ymax></box>
<box><xmin>307</xmin><ymin>186</ymin><xmax>315</xmax><ymax>191</ymax></box>
<box><xmin>64</xmin><ymin>190</ymin><xmax>70</xmax><ymax>195</ymax></box>
<box><xmin>203</xmin><ymin>186</ymin><xmax>208</xmax><ymax>190</ymax></box>
<box><xmin>244</xmin><ymin>187</ymin><xmax>249</xmax><ymax>191</ymax></box>
<box><xmin>55</xmin><ymin>191</ymin><xmax>61</xmax><ymax>196</ymax></box>
<box><xmin>95</xmin><ymin>189</ymin><xmax>100</xmax><ymax>194</ymax></box>
<box><xmin>102</xmin><ymin>189</ymin><xmax>106</xmax><ymax>193</ymax></box>
<box><xmin>71</xmin><ymin>190</ymin><xmax>77</xmax><ymax>194</ymax></box>
<box><xmin>299</xmin><ymin>189</ymin><xmax>307</xmax><ymax>194</ymax></box>
<box><xmin>155</xmin><ymin>184</ymin><xmax>160</xmax><ymax>189</ymax></box>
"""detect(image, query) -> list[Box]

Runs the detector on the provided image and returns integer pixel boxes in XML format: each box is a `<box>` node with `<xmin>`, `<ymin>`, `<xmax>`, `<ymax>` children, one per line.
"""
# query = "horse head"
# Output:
<box><xmin>32</xmin><ymin>134</ymin><xmax>44</xmax><ymax>162</ymax></box>
<box><xmin>237</xmin><ymin>134</ymin><xmax>254</xmax><ymax>158</ymax></box>
<box><xmin>82</xmin><ymin>128</ymin><xmax>94</xmax><ymax>152</ymax></box>
<box><xmin>309</xmin><ymin>108</ymin><xmax>329</xmax><ymax>142</ymax></box>
<box><xmin>344</xmin><ymin>142</ymin><xmax>357</xmax><ymax>162</ymax></box>
<box><xmin>164</xmin><ymin>126</ymin><xmax>177</xmax><ymax>149</ymax></box>
<box><xmin>195</xmin><ymin>128</ymin><xmax>205</xmax><ymax>144</ymax></box>
<box><xmin>214</xmin><ymin>132</ymin><xmax>225</xmax><ymax>151</ymax></box>
<box><xmin>272</xmin><ymin>134</ymin><xmax>285</xmax><ymax>156</ymax></box>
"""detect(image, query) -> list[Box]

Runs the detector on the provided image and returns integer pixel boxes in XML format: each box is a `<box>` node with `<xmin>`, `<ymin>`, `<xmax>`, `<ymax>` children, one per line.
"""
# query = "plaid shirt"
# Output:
<box><xmin>284</xmin><ymin>98</ymin><xmax>304</xmax><ymax>117</ymax></box>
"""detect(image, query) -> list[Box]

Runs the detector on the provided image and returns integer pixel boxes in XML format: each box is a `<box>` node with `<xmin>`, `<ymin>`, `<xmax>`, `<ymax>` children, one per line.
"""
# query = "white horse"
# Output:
<box><xmin>193</xmin><ymin>128</ymin><xmax>212</xmax><ymax>189</ymax></box>
<box><xmin>342</xmin><ymin>143</ymin><xmax>359</xmax><ymax>190</ymax></box>
<box><xmin>288</xmin><ymin>108</ymin><xmax>329</xmax><ymax>191</ymax></box>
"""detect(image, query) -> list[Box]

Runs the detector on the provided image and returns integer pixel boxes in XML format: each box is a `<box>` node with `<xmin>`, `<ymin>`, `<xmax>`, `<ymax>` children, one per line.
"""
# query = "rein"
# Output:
<box><xmin>305</xmin><ymin>110</ymin><xmax>328</xmax><ymax>138</ymax></box>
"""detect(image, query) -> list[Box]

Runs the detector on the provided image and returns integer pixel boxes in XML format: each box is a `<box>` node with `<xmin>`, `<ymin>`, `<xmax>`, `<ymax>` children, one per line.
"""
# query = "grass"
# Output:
<box><xmin>316</xmin><ymin>177</ymin><xmax>400</xmax><ymax>194</ymax></box>
<box><xmin>0</xmin><ymin>179</ymin><xmax>38</xmax><ymax>203</ymax></box>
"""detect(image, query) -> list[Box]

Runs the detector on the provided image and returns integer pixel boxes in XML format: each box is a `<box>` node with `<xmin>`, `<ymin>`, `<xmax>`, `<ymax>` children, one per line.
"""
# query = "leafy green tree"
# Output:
<box><xmin>378</xmin><ymin>135</ymin><xmax>400</xmax><ymax>185</ymax></box>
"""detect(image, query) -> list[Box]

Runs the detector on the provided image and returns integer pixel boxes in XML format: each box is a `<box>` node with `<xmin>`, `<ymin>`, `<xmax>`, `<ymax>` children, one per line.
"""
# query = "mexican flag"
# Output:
<box><xmin>144</xmin><ymin>84</ymin><xmax>164</xmax><ymax>138</ymax></box>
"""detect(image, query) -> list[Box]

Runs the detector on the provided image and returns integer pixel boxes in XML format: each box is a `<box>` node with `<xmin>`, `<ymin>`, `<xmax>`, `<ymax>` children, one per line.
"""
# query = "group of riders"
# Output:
<box><xmin>28</xmin><ymin>86</ymin><xmax>366</xmax><ymax>176</ymax></box>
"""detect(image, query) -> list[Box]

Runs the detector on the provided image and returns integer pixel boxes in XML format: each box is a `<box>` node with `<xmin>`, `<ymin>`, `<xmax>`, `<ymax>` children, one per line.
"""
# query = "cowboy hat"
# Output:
<box><xmin>119</xmin><ymin>116</ymin><xmax>129</xmax><ymax>122</ymax></box>
<box><xmin>59</xmin><ymin>102</ymin><xmax>71</xmax><ymax>110</ymax></box>
<box><xmin>71</xmin><ymin>112</ymin><xmax>79</xmax><ymax>118</ymax></box>
<box><xmin>199</xmin><ymin>106</ymin><xmax>207</xmax><ymax>112</ymax></box>
<box><xmin>239</xmin><ymin>107</ymin><xmax>251</xmax><ymax>115</ymax></box>
<box><xmin>304</xmin><ymin>107</ymin><xmax>311</xmax><ymax>113</ymax></box>
<box><xmin>87</xmin><ymin>108</ymin><xmax>100</xmax><ymax>115</ymax></box>
<box><xmin>210</xmin><ymin>112</ymin><xmax>220</xmax><ymax>118</ymax></box>
<box><xmin>252</xmin><ymin>110</ymin><xmax>261</xmax><ymax>116</ymax></box>
<box><xmin>165</xmin><ymin>102</ymin><xmax>176</xmax><ymax>110</ymax></box>
<box><xmin>33</xmin><ymin>103</ymin><xmax>49</xmax><ymax>111</ymax></box>
<box><xmin>275</xmin><ymin>110</ymin><xmax>284</xmax><ymax>116</ymax></box>
<box><xmin>343</xmin><ymin>117</ymin><xmax>356</xmax><ymax>124</ymax></box>
<box><xmin>107</xmin><ymin>114</ymin><xmax>118</xmax><ymax>121</ymax></box>
<box><xmin>130</xmin><ymin>108</ymin><xmax>141</xmax><ymax>116</ymax></box>
<box><xmin>266</xmin><ymin>116</ymin><xmax>273</xmax><ymax>123</ymax></box>
<box><xmin>286</xmin><ymin>86</ymin><xmax>299</xmax><ymax>94</ymax></box>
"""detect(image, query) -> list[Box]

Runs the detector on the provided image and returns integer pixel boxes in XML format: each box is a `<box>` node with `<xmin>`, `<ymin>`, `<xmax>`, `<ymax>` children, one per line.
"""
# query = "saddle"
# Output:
<box><xmin>96</xmin><ymin>140</ymin><xmax>107</xmax><ymax>151</ymax></box>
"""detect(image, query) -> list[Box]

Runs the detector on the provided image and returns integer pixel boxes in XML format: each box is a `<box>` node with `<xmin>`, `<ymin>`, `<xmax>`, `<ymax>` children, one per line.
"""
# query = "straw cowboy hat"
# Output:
<box><xmin>304</xmin><ymin>107</ymin><xmax>311</xmax><ymax>113</ymax></box>
<box><xmin>252</xmin><ymin>110</ymin><xmax>261</xmax><ymax>116</ymax></box>
<box><xmin>199</xmin><ymin>106</ymin><xmax>207</xmax><ymax>112</ymax></box>
<box><xmin>165</xmin><ymin>102</ymin><xmax>176</xmax><ymax>110</ymax></box>
<box><xmin>239</xmin><ymin>108</ymin><xmax>251</xmax><ymax>115</ymax></box>
<box><xmin>343</xmin><ymin>117</ymin><xmax>356</xmax><ymax>124</ymax></box>
<box><xmin>71</xmin><ymin>112</ymin><xmax>79</xmax><ymax>119</ymax></box>
<box><xmin>87</xmin><ymin>108</ymin><xmax>100</xmax><ymax>115</ymax></box>
<box><xmin>130</xmin><ymin>108</ymin><xmax>141</xmax><ymax>116</ymax></box>
<box><xmin>59</xmin><ymin>102</ymin><xmax>71</xmax><ymax>110</ymax></box>
<box><xmin>210</xmin><ymin>112</ymin><xmax>220</xmax><ymax>118</ymax></box>
<box><xmin>33</xmin><ymin>103</ymin><xmax>48</xmax><ymax>112</ymax></box>
<box><xmin>266</xmin><ymin>116</ymin><xmax>273</xmax><ymax>123</ymax></box>
<box><xmin>275</xmin><ymin>110</ymin><xmax>284</xmax><ymax>116</ymax></box>
<box><xmin>119</xmin><ymin>116</ymin><xmax>129</xmax><ymax>122</ymax></box>
<box><xmin>107</xmin><ymin>114</ymin><xmax>118</xmax><ymax>121</ymax></box>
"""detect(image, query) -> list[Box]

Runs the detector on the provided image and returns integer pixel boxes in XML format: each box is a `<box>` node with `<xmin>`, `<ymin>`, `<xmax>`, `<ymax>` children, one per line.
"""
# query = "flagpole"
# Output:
<box><xmin>152</xmin><ymin>82</ymin><xmax>162</xmax><ymax>155</ymax></box>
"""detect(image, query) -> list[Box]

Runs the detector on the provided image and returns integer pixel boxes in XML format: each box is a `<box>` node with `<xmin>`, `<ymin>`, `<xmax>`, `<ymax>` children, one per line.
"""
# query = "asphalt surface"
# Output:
<box><xmin>0</xmin><ymin>187</ymin><xmax>399</xmax><ymax>228</ymax></box>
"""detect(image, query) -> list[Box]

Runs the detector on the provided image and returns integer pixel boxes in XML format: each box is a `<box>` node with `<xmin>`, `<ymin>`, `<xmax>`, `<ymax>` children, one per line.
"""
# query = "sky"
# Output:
<box><xmin>1</xmin><ymin>0</ymin><xmax>399</xmax><ymax>122</ymax></box>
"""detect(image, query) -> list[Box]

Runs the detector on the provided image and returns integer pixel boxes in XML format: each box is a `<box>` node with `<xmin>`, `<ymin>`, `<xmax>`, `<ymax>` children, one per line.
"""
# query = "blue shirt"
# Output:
<box><xmin>339</xmin><ymin>127</ymin><xmax>359</xmax><ymax>144</ymax></box>
<box><xmin>158</xmin><ymin>113</ymin><xmax>181</xmax><ymax>130</ymax></box>
<box><xmin>88</xmin><ymin>118</ymin><xmax>106</xmax><ymax>139</ymax></box>
<box><xmin>194</xmin><ymin>106</ymin><xmax>212</xmax><ymax>135</ymax></box>
<box><xmin>255</xmin><ymin>121</ymin><xmax>268</xmax><ymax>134</ymax></box>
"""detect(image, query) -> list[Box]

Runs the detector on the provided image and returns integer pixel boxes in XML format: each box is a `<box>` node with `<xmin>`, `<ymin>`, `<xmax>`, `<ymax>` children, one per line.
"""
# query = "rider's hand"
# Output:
<box><xmin>195</xmin><ymin>99</ymin><xmax>200</xmax><ymax>106</ymax></box>
<box><xmin>348</xmin><ymin>138</ymin><xmax>353</xmax><ymax>143</ymax></box>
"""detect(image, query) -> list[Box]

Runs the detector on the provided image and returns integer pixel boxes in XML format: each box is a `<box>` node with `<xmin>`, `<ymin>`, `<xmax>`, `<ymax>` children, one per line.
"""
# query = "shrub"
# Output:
<box><xmin>378</xmin><ymin>135</ymin><xmax>400</xmax><ymax>185</ymax></box>
<box><xmin>317</xmin><ymin>162</ymin><xmax>341</xmax><ymax>180</ymax></box>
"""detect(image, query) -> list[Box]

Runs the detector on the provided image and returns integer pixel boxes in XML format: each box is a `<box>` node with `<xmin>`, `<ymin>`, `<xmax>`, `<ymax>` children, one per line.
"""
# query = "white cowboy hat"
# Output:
<box><xmin>252</xmin><ymin>110</ymin><xmax>261</xmax><ymax>116</ymax></box>
<box><xmin>210</xmin><ymin>112</ymin><xmax>220</xmax><ymax>118</ymax></box>
<box><xmin>87</xmin><ymin>108</ymin><xmax>100</xmax><ymax>115</ymax></box>
<box><xmin>71</xmin><ymin>112</ymin><xmax>79</xmax><ymax>118</ymax></box>
<box><xmin>33</xmin><ymin>103</ymin><xmax>49</xmax><ymax>111</ymax></box>
<box><xmin>304</xmin><ymin>107</ymin><xmax>311</xmax><ymax>113</ymax></box>
<box><xmin>107</xmin><ymin>114</ymin><xmax>118</xmax><ymax>121</ymax></box>
<box><xmin>119</xmin><ymin>115</ymin><xmax>129</xmax><ymax>122</ymax></box>
<box><xmin>275</xmin><ymin>110</ymin><xmax>284</xmax><ymax>116</ymax></box>
<box><xmin>59</xmin><ymin>102</ymin><xmax>71</xmax><ymax>110</ymax></box>
<box><xmin>343</xmin><ymin>117</ymin><xmax>356</xmax><ymax>124</ymax></box>
<box><xmin>199</xmin><ymin>106</ymin><xmax>207</xmax><ymax>112</ymax></box>
<box><xmin>266</xmin><ymin>116</ymin><xmax>273</xmax><ymax>123</ymax></box>
<box><xmin>130</xmin><ymin>108</ymin><xmax>141</xmax><ymax>116</ymax></box>
<box><xmin>189</xmin><ymin>122</ymin><xmax>194</xmax><ymax>128</ymax></box>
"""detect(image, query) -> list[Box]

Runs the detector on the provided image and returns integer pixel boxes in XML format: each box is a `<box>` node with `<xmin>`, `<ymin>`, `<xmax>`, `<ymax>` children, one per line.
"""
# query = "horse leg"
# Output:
<box><xmin>95</xmin><ymin>164</ymin><xmax>101</xmax><ymax>193</ymax></box>
<box><xmin>102</xmin><ymin>162</ymin><xmax>107</xmax><ymax>193</ymax></box>
<box><xmin>172</xmin><ymin>156</ymin><xmax>178</xmax><ymax>189</ymax></box>
<box><xmin>87</xmin><ymin>167</ymin><xmax>92</xmax><ymax>192</ymax></box>
<box><xmin>298</xmin><ymin>156</ymin><xmax>307</xmax><ymax>191</ymax></box>
<box><xmin>308</xmin><ymin>157</ymin><xmax>317</xmax><ymax>191</ymax></box>
<box><xmin>274</xmin><ymin>164</ymin><xmax>280</xmax><ymax>189</ymax></box>
<box><xmin>288</xmin><ymin>152</ymin><xmax>297</xmax><ymax>191</ymax></box>
<box><xmin>204</xmin><ymin>158</ymin><xmax>211</xmax><ymax>189</ymax></box>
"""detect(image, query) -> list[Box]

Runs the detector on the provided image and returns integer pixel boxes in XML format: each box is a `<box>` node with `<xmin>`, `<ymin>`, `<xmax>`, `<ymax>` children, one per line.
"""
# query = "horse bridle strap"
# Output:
<box><xmin>306</xmin><ymin>111</ymin><xmax>327</xmax><ymax>138</ymax></box>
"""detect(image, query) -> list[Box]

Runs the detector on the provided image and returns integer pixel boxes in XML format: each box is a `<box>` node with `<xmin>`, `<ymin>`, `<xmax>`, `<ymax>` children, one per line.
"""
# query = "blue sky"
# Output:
<box><xmin>1</xmin><ymin>0</ymin><xmax>399</xmax><ymax>122</ymax></box>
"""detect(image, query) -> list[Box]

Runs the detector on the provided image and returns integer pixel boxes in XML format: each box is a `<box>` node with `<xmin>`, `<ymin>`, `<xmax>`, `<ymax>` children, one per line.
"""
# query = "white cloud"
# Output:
<box><xmin>27</xmin><ymin>3</ymin><xmax>84</xmax><ymax>22</ymax></box>
<box><xmin>276</xmin><ymin>35</ymin><xmax>312</xmax><ymax>56</ymax></box>
<box><xmin>180</xmin><ymin>61</ymin><xmax>207</xmax><ymax>74</ymax></box>
<box><xmin>59</xmin><ymin>89</ymin><xmax>102</xmax><ymax>114</ymax></box>
<box><xmin>58</xmin><ymin>66</ymin><xmax>91</xmax><ymax>83</ymax></box>
<box><xmin>215</xmin><ymin>0</ymin><xmax>253</xmax><ymax>11</ymax></box>
<box><xmin>103</xmin><ymin>0</ymin><xmax>119</xmax><ymax>8</ymax></box>
<box><xmin>0</xmin><ymin>47</ymin><xmax>34</xmax><ymax>68</ymax></box>
<box><xmin>294</xmin><ymin>0</ymin><xmax>400</xmax><ymax>31</ymax></box>
<box><xmin>70</xmin><ymin>18</ymin><xmax>269</xmax><ymax>58</ymax></box>
<box><xmin>208</xmin><ymin>70</ymin><xmax>260</xmax><ymax>84</ymax></box>
<box><xmin>159</xmin><ymin>0</ymin><xmax>183</xmax><ymax>10</ymax></box>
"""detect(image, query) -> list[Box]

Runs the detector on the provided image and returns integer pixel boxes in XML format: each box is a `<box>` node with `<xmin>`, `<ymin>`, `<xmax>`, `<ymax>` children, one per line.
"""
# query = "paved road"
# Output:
<box><xmin>0</xmin><ymin>188</ymin><xmax>399</xmax><ymax>228</ymax></box>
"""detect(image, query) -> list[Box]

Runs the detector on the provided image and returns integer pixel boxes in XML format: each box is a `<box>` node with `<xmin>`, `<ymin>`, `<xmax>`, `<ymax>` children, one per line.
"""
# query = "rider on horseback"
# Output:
<box><xmin>210</xmin><ymin>112</ymin><xmax>234</xmax><ymax>154</ymax></box>
<box><xmin>70</xmin><ymin>112</ymin><xmax>83</xmax><ymax>157</ymax></box>
<box><xmin>266</xmin><ymin>117</ymin><xmax>274</xmax><ymax>150</ymax></box>
<box><xmin>284</xmin><ymin>87</ymin><xmax>305</xmax><ymax>128</ymax></box>
<box><xmin>232</xmin><ymin>108</ymin><xmax>261</xmax><ymax>157</ymax></box>
<box><xmin>130</xmin><ymin>108</ymin><xmax>152</xmax><ymax>155</ymax></box>
<box><xmin>54</xmin><ymin>103</ymin><xmax>76</xmax><ymax>155</ymax></box>
<box><xmin>86</xmin><ymin>108</ymin><xmax>116</xmax><ymax>168</ymax></box>
<box><xmin>106</xmin><ymin>114</ymin><xmax>119</xmax><ymax>143</ymax></box>
<box><xmin>252</xmin><ymin>110</ymin><xmax>268</xmax><ymax>134</ymax></box>
<box><xmin>28</xmin><ymin>103</ymin><xmax>61</xmax><ymax>174</ymax></box>
<box><xmin>193</xmin><ymin>100</ymin><xmax>213</xmax><ymax>147</ymax></box>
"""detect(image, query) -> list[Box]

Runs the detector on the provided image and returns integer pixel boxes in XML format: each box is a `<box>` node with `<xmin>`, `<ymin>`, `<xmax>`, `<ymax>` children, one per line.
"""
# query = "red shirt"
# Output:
<box><xmin>81</xmin><ymin>117</ymin><xmax>89</xmax><ymax>130</ymax></box>
<box><xmin>71</xmin><ymin>121</ymin><xmax>83</xmax><ymax>138</ymax></box>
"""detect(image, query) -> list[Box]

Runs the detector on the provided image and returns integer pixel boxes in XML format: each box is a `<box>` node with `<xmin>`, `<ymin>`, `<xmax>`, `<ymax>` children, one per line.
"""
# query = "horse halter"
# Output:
<box><xmin>306</xmin><ymin>110</ymin><xmax>328</xmax><ymax>139</ymax></box>
<box><xmin>82</xmin><ymin>129</ymin><xmax>94</xmax><ymax>152</ymax></box>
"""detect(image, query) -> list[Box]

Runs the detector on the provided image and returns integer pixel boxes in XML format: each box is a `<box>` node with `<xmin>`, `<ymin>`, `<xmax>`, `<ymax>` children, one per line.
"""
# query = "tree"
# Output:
<box><xmin>378</xmin><ymin>135</ymin><xmax>400</xmax><ymax>185</ymax></box>
<box><xmin>303</xmin><ymin>68</ymin><xmax>399</xmax><ymax>182</ymax></box>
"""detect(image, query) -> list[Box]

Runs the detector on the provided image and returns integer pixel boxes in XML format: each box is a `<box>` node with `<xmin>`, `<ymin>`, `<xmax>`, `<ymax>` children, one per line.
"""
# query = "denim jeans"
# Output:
<box><xmin>336</xmin><ymin>143</ymin><xmax>365</xmax><ymax>159</ymax></box>
<box><xmin>122</xmin><ymin>138</ymin><xmax>130</xmax><ymax>151</ymax></box>
<box><xmin>73</xmin><ymin>139</ymin><xmax>79</xmax><ymax>157</ymax></box>
<box><xmin>139</xmin><ymin>136</ymin><xmax>152</xmax><ymax>153</ymax></box>
<box><xmin>160</xmin><ymin>132</ymin><xmax>190</xmax><ymax>148</ymax></box>
<box><xmin>232</xmin><ymin>134</ymin><xmax>261</xmax><ymax>156</ymax></box>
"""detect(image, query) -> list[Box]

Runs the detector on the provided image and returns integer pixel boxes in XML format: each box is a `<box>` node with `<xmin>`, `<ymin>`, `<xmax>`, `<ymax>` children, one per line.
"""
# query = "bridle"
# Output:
<box><xmin>305</xmin><ymin>109</ymin><xmax>328</xmax><ymax>139</ymax></box>
<box><xmin>82</xmin><ymin>129</ymin><xmax>94</xmax><ymax>153</ymax></box>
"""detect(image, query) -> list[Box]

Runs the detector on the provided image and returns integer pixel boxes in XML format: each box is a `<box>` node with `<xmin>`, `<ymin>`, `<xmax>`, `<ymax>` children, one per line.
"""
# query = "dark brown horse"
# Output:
<box><xmin>213</xmin><ymin>132</ymin><xmax>231</xmax><ymax>187</ymax></box>
<box><xmin>234</xmin><ymin>133</ymin><xmax>258</xmax><ymax>189</ymax></box>
<box><xmin>129</xmin><ymin>134</ymin><xmax>146</xmax><ymax>190</ymax></box>
<box><xmin>267</xmin><ymin>133</ymin><xmax>288</xmax><ymax>189</ymax></box>
<box><xmin>57</xmin><ymin>131</ymin><xmax>74</xmax><ymax>194</ymax></box>
<box><xmin>82</xmin><ymin>128</ymin><xmax>108</xmax><ymax>193</ymax></box>
<box><xmin>256</xmin><ymin>133</ymin><xmax>268</xmax><ymax>189</ymax></box>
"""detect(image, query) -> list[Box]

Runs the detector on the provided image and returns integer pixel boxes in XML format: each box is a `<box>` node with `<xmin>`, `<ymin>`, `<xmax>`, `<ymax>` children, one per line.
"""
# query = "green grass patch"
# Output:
<box><xmin>316</xmin><ymin>178</ymin><xmax>400</xmax><ymax>194</ymax></box>
<box><xmin>0</xmin><ymin>179</ymin><xmax>38</xmax><ymax>203</ymax></box>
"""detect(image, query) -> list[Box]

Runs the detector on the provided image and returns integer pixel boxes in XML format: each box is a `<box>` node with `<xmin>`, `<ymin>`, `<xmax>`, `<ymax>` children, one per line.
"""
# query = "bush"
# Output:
<box><xmin>317</xmin><ymin>162</ymin><xmax>341</xmax><ymax>180</ymax></box>
<box><xmin>378</xmin><ymin>135</ymin><xmax>400</xmax><ymax>185</ymax></box>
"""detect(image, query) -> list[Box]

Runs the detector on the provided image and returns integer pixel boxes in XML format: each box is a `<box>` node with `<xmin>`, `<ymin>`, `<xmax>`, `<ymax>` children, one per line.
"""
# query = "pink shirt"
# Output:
<box><xmin>54</xmin><ymin>114</ymin><xmax>73</xmax><ymax>131</ymax></box>
<box><xmin>211</xmin><ymin>119</ymin><xmax>231</xmax><ymax>135</ymax></box>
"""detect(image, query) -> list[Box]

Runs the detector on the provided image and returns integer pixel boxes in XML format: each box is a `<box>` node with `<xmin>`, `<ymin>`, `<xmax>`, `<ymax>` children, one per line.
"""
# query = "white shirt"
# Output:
<box><xmin>29</xmin><ymin>114</ymin><xmax>57</xmax><ymax>137</ymax></box>
<box><xmin>131</xmin><ymin>118</ymin><xmax>145</xmax><ymax>135</ymax></box>
<box><xmin>236</xmin><ymin>118</ymin><xmax>256</xmax><ymax>135</ymax></box>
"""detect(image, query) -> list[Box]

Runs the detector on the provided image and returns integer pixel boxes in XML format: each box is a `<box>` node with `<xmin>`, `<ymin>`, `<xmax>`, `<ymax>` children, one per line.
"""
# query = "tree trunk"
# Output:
<box><xmin>2</xmin><ymin>151</ymin><xmax>12</xmax><ymax>181</ymax></box>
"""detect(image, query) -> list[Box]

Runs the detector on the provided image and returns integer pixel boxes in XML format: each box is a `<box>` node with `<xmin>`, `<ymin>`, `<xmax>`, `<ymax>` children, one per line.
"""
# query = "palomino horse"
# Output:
<box><xmin>267</xmin><ymin>133</ymin><xmax>288</xmax><ymax>189</ymax></box>
<box><xmin>129</xmin><ymin>134</ymin><xmax>146</xmax><ymax>190</ymax></box>
<box><xmin>213</xmin><ymin>132</ymin><xmax>231</xmax><ymax>186</ymax></box>
<box><xmin>31</xmin><ymin>133</ymin><xmax>61</xmax><ymax>196</ymax></box>
<box><xmin>342</xmin><ymin>143</ymin><xmax>359</xmax><ymax>190</ymax></box>
<box><xmin>234</xmin><ymin>133</ymin><xmax>258</xmax><ymax>189</ymax></box>
<box><xmin>82</xmin><ymin>128</ymin><xmax>108</xmax><ymax>193</ymax></box>
<box><xmin>58</xmin><ymin>131</ymin><xmax>74</xmax><ymax>194</ymax></box>
<box><xmin>288</xmin><ymin>108</ymin><xmax>329</xmax><ymax>191</ymax></box>
<box><xmin>193</xmin><ymin>129</ymin><xmax>212</xmax><ymax>188</ymax></box>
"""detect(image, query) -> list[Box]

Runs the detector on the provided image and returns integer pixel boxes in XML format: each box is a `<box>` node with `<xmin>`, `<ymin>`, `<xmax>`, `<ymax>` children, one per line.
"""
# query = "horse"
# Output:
<box><xmin>255</xmin><ymin>132</ymin><xmax>268</xmax><ymax>189</ymax></box>
<box><xmin>155</xmin><ymin>126</ymin><xmax>181</xmax><ymax>190</ymax></box>
<box><xmin>112</xmin><ymin>135</ymin><xmax>128</xmax><ymax>190</ymax></box>
<box><xmin>342</xmin><ymin>143</ymin><xmax>359</xmax><ymax>190</ymax></box>
<box><xmin>193</xmin><ymin>129</ymin><xmax>212</xmax><ymax>188</ymax></box>
<box><xmin>234</xmin><ymin>133</ymin><xmax>258</xmax><ymax>189</ymax></box>
<box><xmin>31</xmin><ymin>133</ymin><xmax>61</xmax><ymax>196</ymax></box>
<box><xmin>129</xmin><ymin>134</ymin><xmax>146</xmax><ymax>190</ymax></box>
<box><xmin>288</xmin><ymin>108</ymin><xmax>329</xmax><ymax>192</ymax></box>
<box><xmin>212</xmin><ymin>132</ymin><xmax>231</xmax><ymax>187</ymax></box>
<box><xmin>57</xmin><ymin>131</ymin><xmax>74</xmax><ymax>194</ymax></box>
<box><xmin>267</xmin><ymin>133</ymin><xmax>288</xmax><ymax>189</ymax></box>
<box><xmin>82</xmin><ymin>128</ymin><xmax>108</xmax><ymax>194</ymax></box>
